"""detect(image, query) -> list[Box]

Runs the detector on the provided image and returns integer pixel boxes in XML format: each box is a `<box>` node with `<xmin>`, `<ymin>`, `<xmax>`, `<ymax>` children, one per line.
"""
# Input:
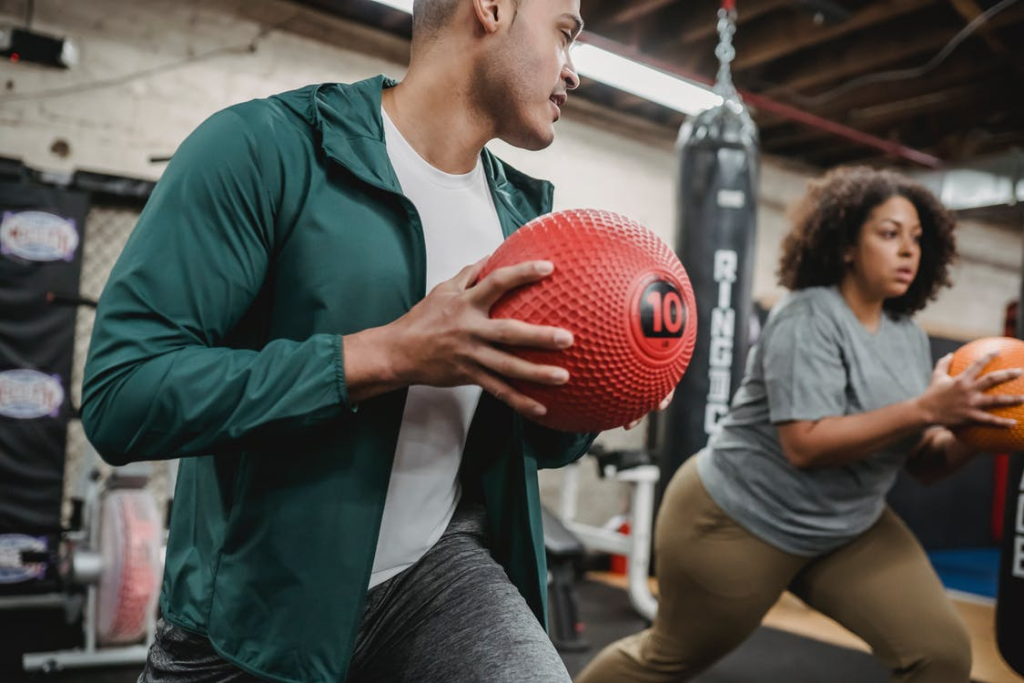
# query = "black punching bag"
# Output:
<box><xmin>658</xmin><ymin>4</ymin><xmax>759</xmax><ymax>483</ymax></box>
<box><xmin>998</xmin><ymin>273</ymin><xmax>1024</xmax><ymax>675</ymax></box>
<box><xmin>997</xmin><ymin>453</ymin><xmax>1024</xmax><ymax>675</ymax></box>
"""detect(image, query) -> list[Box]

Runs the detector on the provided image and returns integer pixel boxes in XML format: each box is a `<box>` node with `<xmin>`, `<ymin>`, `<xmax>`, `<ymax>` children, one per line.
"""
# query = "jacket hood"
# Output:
<box><xmin>272</xmin><ymin>75</ymin><xmax>554</xmax><ymax>225</ymax></box>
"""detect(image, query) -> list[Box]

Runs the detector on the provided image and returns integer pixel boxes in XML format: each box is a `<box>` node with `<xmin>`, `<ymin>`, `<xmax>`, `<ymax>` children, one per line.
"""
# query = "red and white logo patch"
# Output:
<box><xmin>0</xmin><ymin>210</ymin><xmax>79</xmax><ymax>262</ymax></box>
<box><xmin>0</xmin><ymin>369</ymin><xmax>65</xmax><ymax>419</ymax></box>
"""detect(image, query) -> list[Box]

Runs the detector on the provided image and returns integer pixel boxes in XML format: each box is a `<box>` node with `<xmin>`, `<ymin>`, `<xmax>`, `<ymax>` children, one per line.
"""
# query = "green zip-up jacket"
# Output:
<box><xmin>81</xmin><ymin>75</ymin><xmax>595</xmax><ymax>683</ymax></box>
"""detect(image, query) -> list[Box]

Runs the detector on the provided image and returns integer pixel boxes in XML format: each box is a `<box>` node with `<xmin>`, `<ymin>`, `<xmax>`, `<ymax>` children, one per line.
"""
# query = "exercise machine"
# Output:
<box><xmin>1</xmin><ymin>442</ymin><xmax>166</xmax><ymax>673</ymax></box>
<box><xmin>555</xmin><ymin>445</ymin><xmax>660</xmax><ymax>622</ymax></box>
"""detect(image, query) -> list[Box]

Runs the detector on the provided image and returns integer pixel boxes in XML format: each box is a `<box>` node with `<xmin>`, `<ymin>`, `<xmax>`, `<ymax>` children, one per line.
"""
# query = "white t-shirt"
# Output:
<box><xmin>368</xmin><ymin>107</ymin><xmax>504</xmax><ymax>588</ymax></box>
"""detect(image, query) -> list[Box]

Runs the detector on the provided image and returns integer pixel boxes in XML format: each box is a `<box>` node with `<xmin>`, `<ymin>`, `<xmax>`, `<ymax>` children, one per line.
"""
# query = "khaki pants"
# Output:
<box><xmin>576</xmin><ymin>458</ymin><xmax>972</xmax><ymax>683</ymax></box>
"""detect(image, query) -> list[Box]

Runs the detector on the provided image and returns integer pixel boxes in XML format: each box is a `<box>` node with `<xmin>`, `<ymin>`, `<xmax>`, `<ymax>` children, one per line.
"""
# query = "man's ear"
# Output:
<box><xmin>471</xmin><ymin>0</ymin><xmax>506</xmax><ymax>35</ymax></box>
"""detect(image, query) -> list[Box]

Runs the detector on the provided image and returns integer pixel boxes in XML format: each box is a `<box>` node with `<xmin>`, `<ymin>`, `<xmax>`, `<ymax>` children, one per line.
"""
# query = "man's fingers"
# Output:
<box><xmin>454</xmin><ymin>257</ymin><xmax>490</xmax><ymax>290</ymax></box>
<box><xmin>474</xmin><ymin>346</ymin><xmax>569</xmax><ymax>386</ymax></box>
<box><xmin>625</xmin><ymin>389</ymin><xmax>676</xmax><ymax>429</ymax></box>
<box><xmin>478</xmin><ymin>318</ymin><xmax>574</xmax><ymax>350</ymax></box>
<box><xmin>659</xmin><ymin>389</ymin><xmax>676</xmax><ymax>411</ymax></box>
<box><xmin>473</xmin><ymin>368</ymin><xmax>548</xmax><ymax>418</ymax></box>
<box><xmin>468</xmin><ymin>261</ymin><xmax>554</xmax><ymax>309</ymax></box>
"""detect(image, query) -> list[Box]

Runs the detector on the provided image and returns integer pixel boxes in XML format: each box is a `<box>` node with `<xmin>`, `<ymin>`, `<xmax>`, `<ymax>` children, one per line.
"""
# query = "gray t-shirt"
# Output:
<box><xmin>696</xmin><ymin>286</ymin><xmax>932</xmax><ymax>556</ymax></box>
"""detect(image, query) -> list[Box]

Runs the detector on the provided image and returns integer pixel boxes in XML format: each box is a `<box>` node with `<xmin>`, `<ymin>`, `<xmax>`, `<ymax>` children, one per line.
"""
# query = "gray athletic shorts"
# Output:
<box><xmin>139</xmin><ymin>502</ymin><xmax>569</xmax><ymax>683</ymax></box>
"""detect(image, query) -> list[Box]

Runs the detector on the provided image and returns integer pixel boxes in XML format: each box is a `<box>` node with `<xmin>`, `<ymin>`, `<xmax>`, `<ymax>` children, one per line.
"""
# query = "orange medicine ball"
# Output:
<box><xmin>949</xmin><ymin>336</ymin><xmax>1024</xmax><ymax>452</ymax></box>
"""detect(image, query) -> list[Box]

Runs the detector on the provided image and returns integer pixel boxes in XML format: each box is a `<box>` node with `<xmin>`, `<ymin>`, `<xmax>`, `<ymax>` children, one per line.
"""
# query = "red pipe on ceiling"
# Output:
<box><xmin>577</xmin><ymin>32</ymin><xmax>943</xmax><ymax>169</ymax></box>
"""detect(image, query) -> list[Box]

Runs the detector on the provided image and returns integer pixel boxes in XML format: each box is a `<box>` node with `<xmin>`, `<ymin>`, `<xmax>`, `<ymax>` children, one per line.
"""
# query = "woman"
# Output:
<box><xmin>576</xmin><ymin>166</ymin><xmax>1022</xmax><ymax>683</ymax></box>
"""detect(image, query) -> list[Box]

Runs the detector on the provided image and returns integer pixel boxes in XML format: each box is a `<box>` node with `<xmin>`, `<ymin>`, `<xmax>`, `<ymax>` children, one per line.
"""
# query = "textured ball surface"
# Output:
<box><xmin>97</xmin><ymin>490</ymin><xmax>162</xmax><ymax>645</ymax></box>
<box><xmin>950</xmin><ymin>336</ymin><xmax>1024</xmax><ymax>452</ymax></box>
<box><xmin>479</xmin><ymin>209</ymin><xmax>697</xmax><ymax>432</ymax></box>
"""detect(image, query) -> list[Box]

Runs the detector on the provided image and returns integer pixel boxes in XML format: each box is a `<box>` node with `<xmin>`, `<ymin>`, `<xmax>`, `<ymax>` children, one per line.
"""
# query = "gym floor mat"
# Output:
<box><xmin>930</xmin><ymin>548</ymin><xmax>1001</xmax><ymax>599</ymax></box>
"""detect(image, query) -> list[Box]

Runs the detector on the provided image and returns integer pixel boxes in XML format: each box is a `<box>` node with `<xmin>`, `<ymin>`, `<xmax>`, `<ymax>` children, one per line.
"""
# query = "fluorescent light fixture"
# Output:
<box><xmin>572</xmin><ymin>44</ymin><xmax>722</xmax><ymax>116</ymax></box>
<box><xmin>374</xmin><ymin>0</ymin><xmax>414</xmax><ymax>11</ymax></box>
<box><xmin>367</xmin><ymin>0</ymin><xmax>721</xmax><ymax>116</ymax></box>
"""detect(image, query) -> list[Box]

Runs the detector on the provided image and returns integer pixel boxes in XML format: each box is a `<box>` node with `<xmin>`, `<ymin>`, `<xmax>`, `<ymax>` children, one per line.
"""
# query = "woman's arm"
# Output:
<box><xmin>904</xmin><ymin>427</ymin><xmax>977</xmax><ymax>484</ymax></box>
<box><xmin>778</xmin><ymin>399</ymin><xmax>930</xmax><ymax>469</ymax></box>
<box><xmin>778</xmin><ymin>352</ymin><xmax>1022</xmax><ymax>469</ymax></box>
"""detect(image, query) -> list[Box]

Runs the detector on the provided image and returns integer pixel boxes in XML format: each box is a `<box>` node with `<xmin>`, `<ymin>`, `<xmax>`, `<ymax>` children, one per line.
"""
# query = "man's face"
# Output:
<box><xmin>477</xmin><ymin>0</ymin><xmax>582</xmax><ymax>150</ymax></box>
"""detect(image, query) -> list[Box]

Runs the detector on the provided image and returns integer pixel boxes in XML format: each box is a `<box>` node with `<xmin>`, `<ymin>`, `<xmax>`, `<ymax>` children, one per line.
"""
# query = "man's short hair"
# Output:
<box><xmin>412</xmin><ymin>0</ymin><xmax>460</xmax><ymax>39</ymax></box>
<box><xmin>412</xmin><ymin>0</ymin><xmax>521</xmax><ymax>41</ymax></box>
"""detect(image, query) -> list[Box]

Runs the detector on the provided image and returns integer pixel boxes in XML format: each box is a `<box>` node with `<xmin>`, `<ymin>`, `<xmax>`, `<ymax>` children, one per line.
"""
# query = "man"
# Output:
<box><xmin>81</xmin><ymin>0</ymin><xmax>642</xmax><ymax>681</ymax></box>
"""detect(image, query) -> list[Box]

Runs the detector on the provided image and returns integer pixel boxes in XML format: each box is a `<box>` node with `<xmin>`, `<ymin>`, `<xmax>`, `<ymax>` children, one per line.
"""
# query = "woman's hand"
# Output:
<box><xmin>916</xmin><ymin>351</ymin><xmax>1024</xmax><ymax>428</ymax></box>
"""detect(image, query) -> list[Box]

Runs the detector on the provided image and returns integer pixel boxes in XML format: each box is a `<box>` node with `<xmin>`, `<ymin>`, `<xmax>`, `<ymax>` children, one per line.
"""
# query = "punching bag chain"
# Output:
<box><xmin>714</xmin><ymin>1</ymin><xmax>739</xmax><ymax>100</ymax></box>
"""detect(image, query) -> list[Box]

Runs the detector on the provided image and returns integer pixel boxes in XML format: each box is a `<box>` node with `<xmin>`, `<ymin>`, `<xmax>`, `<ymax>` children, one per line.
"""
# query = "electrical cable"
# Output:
<box><xmin>773</xmin><ymin>0</ymin><xmax>1019</xmax><ymax>108</ymax></box>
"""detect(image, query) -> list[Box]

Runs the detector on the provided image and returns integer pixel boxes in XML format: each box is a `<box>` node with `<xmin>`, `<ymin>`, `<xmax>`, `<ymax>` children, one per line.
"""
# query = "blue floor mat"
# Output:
<box><xmin>928</xmin><ymin>547</ymin><xmax>1001</xmax><ymax>599</ymax></box>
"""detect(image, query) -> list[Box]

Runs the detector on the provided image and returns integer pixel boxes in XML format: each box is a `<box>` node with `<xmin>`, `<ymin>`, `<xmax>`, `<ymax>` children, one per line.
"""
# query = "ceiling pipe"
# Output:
<box><xmin>577</xmin><ymin>32</ymin><xmax>943</xmax><ymax>169</ymax></box>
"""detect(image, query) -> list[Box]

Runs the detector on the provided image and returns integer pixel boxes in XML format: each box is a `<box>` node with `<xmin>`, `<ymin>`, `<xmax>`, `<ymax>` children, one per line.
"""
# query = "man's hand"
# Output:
<box><xmin>344</xmin><ymin>258</ymin><xmax>574</xmax><ymax>417</ymax></box>
<box><xmin>623</xmin><ymin>389</ymin><xmax>675</xmax><ymax>431</ymax></box>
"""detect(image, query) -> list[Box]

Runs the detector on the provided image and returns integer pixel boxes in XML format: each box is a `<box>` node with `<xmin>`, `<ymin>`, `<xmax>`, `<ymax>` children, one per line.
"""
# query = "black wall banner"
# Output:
<box><xmin>0</xmin><ymin>182</ymin><xmax>88</xmax><ymax>534</ymax></box>
<box><xmin>659</xmin><ymin>101</ymin><xmax>759</xmax><ymax>483</ymax></box>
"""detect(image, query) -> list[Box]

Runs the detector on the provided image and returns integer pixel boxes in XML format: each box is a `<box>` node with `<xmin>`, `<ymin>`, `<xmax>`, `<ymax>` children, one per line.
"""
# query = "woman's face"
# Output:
<box><xmin>843</xmin><ymin>195</ymin><xmax>923</xmax><ymax>301</ymax></box>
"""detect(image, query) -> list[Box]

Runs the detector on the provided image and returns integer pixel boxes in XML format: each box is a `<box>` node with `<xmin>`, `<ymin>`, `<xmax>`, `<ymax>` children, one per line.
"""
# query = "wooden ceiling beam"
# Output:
<box><xmin>762</xmin><ymin>80</ymin><xmax>1009</xmax><ymax>154</ymax></box>
<box><xmin>758</xmin><ymin>3</ymin><xmax>1024</xmax><ymax>96</ymax></box>
<box><xmin>802</xmin><ymin>109</ymin><xmax>1024</xmax><ymax>166</ymax></box>
<box><xmin>797</xmin><ymin>139</ymin><xmax>888</xmax><ymax>166</ymax></box>
<box><xmin>754</xmin><ymin>50</ymin><xmax>997</xmax><ymax>130</ymax></box>
<box><xmin>658</xmin><ymin>0</ymin><xmax>937</xmax><ymax>78</ymax></box>
<box><xmin>629</xmin><ymin>0</ymin><xmax>791</xmax><ymax>68</ymax></box>
<box><xmin>676</xmin><ymin>0</ymin><xmax>791</xmax><ymax>43</ymax></box>
<box><xmin>845</xmin><ymin>81</ymin><xmax>1007</xmax><ymax>127</ymax></box>
<box><xmin>763</xmin><ymin>125</ymin><xmax>851</xmax><ymax>151</ymax></box>
<box><xmin>597</xmin><ymin>0</ymin><xmax>677</xmax><ymax>28</ymax></box>
<box><xmin>729</xmin><ymin>0</ymin><xmax>936</xmax><ymax>71</ymax></box>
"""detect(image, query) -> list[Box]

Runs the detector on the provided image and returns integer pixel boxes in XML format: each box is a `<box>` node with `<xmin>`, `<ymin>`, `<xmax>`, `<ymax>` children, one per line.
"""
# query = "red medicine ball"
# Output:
<box><xmin>478</xmin><ymin>208</ymin><xmax>698</xmax><ymax>432</ymax></box>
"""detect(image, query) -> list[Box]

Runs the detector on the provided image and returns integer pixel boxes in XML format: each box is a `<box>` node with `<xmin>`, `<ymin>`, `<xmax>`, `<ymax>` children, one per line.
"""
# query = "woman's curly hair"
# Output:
<box><xmin>777</xmin><ymin>166</ymin><xmax>957</xmax><ymax>317</ymax></box>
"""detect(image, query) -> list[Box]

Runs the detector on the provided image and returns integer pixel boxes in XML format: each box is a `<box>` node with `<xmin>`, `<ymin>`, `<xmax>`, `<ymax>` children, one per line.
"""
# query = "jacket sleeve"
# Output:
<box><xmin>526</xmin><ymin>422</ymin><xmax>598</xmax><ymax>469</ymax></box>
<box><xmin>81</xmin><ymin>109</ymin><xmax>351</xmax><ymax>466</ymax></box>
